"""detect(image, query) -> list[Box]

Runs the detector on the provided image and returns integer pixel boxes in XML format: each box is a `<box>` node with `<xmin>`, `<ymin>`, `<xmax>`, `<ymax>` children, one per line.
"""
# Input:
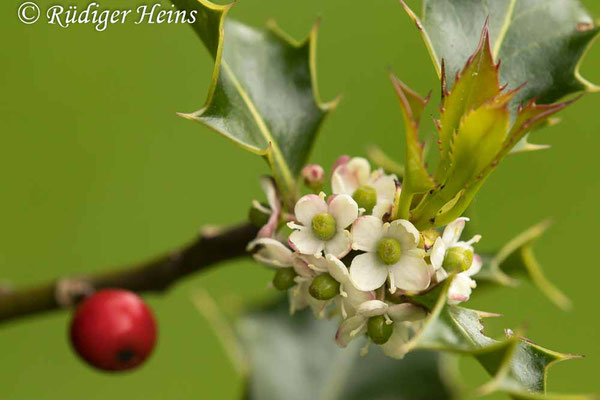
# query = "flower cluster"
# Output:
<box><xmin>247</xmin><ymin>157</ymin><xmax>482</xmax><ymax>357</ymax></box>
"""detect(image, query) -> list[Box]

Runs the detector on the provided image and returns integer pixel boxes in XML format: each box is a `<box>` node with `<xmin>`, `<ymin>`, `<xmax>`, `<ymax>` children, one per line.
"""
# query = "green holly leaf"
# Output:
<box><xmin>388</xmin><ymin>74</ymin><xmax>434</xmax><ymax>220</ymax></box>
<box><xmin>238</xmin><ymin>299</ymin><xmax>458</xmax><ymax>400</ymax></box>
<box><xmin>401</xmin><ymin>0</ymin><xmax>599</xmax><ymax>106</ymax></box>
<box><xmin>475</xmin><ymin>220</ymin><xmax>572</xmax><ymax>310</ymax></box>
<box><xmin>171</xmin><ymin>0</ymin><xmax>337</xmax><ymax>205</ymax></box>
<box><xmin>401</xmin><ymin>24</ymin><xmax>577</xmax><ymax>229</ymax></box>
<box><xmin>406</xmin><ymin>278</ymin><xmax>587</xmax><ymax>399</ymax></box>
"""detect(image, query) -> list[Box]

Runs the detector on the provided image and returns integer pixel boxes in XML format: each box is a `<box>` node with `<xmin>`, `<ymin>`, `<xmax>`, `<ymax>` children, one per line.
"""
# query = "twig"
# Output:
<box><xmin>0</xmin><ymin>222</ymin><xmax>258</xmax><ymax>324</ymax></box>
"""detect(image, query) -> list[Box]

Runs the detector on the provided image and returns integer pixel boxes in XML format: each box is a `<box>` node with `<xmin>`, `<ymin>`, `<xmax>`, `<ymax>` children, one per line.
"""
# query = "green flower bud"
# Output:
<box><xmin>367</xmin><ymin>315</ymin><xmax>394</xmax><ymax>345</ymax></box>
<box><xmin>419</xmin><ymin>229</ymin><xmax>441</xmax><ymax>250</ymax></box>
<box><xmin>248</xmin><ymin>203</ymin><xmax>270</xmax><ymax>228</ymax></box>
<box><xmin>309</xmin><ymin>273</ymin><xmax>340</xmax><ymax>300</ymax></box>
<box><xmin>377</xmin><ymin>238</ymin><xmax>402</xmax><ymax>265</ymax></box>
<box><xmin>442</xmin><ymin>247</ymin><xmax>473</xmax><ymax>273</ymax></box>
<box><xmin>272</xmin><ymin>268</ymin><xmax>297</xmax><ymax>291</ymax></box>
<box><xmin>311</xmin><ymin>213</ymin><xmax>336</xmax><ymax>241</ymax></box>
<box><xmin>352</xmin><ymin>185</ymin><xmax>377</xmax><ymax>214</ymax></box>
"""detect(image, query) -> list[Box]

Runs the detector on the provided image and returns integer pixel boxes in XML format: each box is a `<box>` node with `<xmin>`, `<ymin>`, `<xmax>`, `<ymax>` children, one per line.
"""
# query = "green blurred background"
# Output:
<box><xmin>1</xmin><ymin>0</ymin><xmax>599</xmax><ymax>398</ymax></box>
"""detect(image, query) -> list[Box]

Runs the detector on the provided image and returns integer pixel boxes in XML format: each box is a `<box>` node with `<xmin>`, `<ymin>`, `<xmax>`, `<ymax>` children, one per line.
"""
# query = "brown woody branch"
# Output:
<box><xmin>0</xmin><ymin>222</ymin><xmax>258</xmax><ymax>324</ymax></box>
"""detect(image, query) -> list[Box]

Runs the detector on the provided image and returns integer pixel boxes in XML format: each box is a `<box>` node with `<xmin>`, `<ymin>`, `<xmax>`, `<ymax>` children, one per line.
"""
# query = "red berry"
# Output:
<box><xmin>70</xmin><ymin>289</ymin><xmax>157</xmax><ymax>371</ymax></box>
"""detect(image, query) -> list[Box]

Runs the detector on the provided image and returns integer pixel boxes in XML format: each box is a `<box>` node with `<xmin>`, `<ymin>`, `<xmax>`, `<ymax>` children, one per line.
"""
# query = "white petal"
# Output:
<box><xmin>349</xmin><ymin>252</ymin><xmax>389</xmax><ymax>291</ymax></box>
<box><xmin>464</xmin><ymin>253</ymin><xmax>483</xmax><ymax>277</ymax></box>
<box><xmin>372</xmin><ymin>200</ymin><xmax>393</xmax><ymax>219</ymax></box>
<box><xmin>382</xmin><ymin>323</ymin><xmax>410</xmax><ymax>359</ymax></box>
<box><xmin>351</xmin><ymin>216</ymin><xmax>384</xmax><ymax>252</ymax></box>
<box><xmin>260</xmin><ymin>176</ymin><xmax>279</xmax><ymax>211</ymax></box>
<box><xmin>331</xmin><ymin>157</ymin><xmax>370</xmax><ymax>195</ymax></box>
<box><xmin>448</xmin><ymin>274</ymin><xmax>475</xmax><ymax>304</ymax></box>
<box><xmin>442</xmin><ymin>217</ymin><xmax>469</xmax><ymax>245</ymax></box>
<box><xmin>435</xmin><ymin>267</ymin><xmax>449</xmax><ymax>282</ymax></box>
<box><xmin>247</xmin><ymin>238</ymin><xmax>293</xmax><ymax>267</ymax></box>
<box><xmin>387</xmin><ymin>303</ymin><xmax>427</xmax><ymax>322</ymax></box>
<box><xmin>291</xmin><ymin>255</ymin><xmax>318</xmax><ymax>278</ymax></box>
<box><xmin>288</xmin><ymin>281</ymin><xmax>310</xmax><ymax>314</ymax></box>
<box><xmin>328</xmin><ymin>194</ymin><xmax>359</xmax><ymax>229</ymax></box>
<box><xmin>335</xmin><ymin>315</ymin><xmax>366</xmax><ymax>348</ymax></box>
<box><xmin>391</xmin><ymin>254</ymin><xmax>431</xmax><ymax>292</ymax></box>
<box><xmin>356</xmin><ymin>299</ymin><xmax>388</xmax><ymax>317</ymax></box>
<box><xmin>429</xmin><ymin>237</ymin><xmax>447</xmax><ymax>270</ymax></box>
<box><xmin>288</xmin><ymin>227</ymin><xmax>324</xmax><ymax>256</ymax></box>
<box><xmin>342</xmin><ymin>288</ymin><xmax>376</xmax><ymax>317</ymax></box>
<box><xmin>386</xmin><ymin>219</ymin><xmax>420</xmax><ymax>250</ymax></box>
<box><xmin>324</xmin><ymin>254</ymin><xmax>349</xmax><ymax>283</ymax></box>
<box><xmin>371</xmin><ymin>173</ymin><xmax>397</xmax><ymax>202</ymax></box>
<box><xmin>324</xmin><ymin>230</ymin><xmax>352</xmax><ymax>258</ymax></box>
<box><xmin>294</xmin><ymin>194</ymin><xmax>328</xmax><ymax>226</ymax></box>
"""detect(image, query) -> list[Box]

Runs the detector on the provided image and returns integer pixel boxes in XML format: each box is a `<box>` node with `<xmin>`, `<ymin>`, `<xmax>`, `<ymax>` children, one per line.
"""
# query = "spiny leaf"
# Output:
<box><xmin>389</xmin><ymin>74</ymin><xmax>434</xmax><ymax>219</ymax></box>
<box><xmin>402</xmin><ymin>0</ymin><xmax>600</xmax><ymax>107</ymax></box>
<box><xmin>237</xmin><ymin>298</ymin><xmax>457</xmax><ymax>400</ymax></box>
<box><xmin>411</xmin><ymin>101</ymin><xmax>510</xmax><ymax>228</ymax></box>
<box><xmin>435</xmin><ymin>21</ymin><xmax>501</xmax><ymax>181</ymax></box>
<box><xmin>404</xmin><ymin>278</ymin><xmax>586</xmax><ymax>399</ymax></box>
<box><xmin>171</xmin><ymin>0</ymin><xmax>338</xmax><ymax>205</ymax></box>
<box><xmin>475</xmin><ymin>220</ymin><xmax>572</xmax><ymax>310</ymax></box>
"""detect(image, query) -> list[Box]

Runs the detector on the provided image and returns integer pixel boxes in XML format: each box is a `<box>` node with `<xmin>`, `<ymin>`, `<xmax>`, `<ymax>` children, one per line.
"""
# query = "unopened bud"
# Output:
<box><xmin>442</xmin><ymin>247</ymin><xmax>473</xmax><ymax>273</ymax></box>
<box><xmin>419</xmin><ymin>229</ymin><xmax>441</xmax><ymax>250</ymax></box>
<box><xmin>331</xmin><ymin>155</ymin><xmax>351</xmax><ymax>175</ymax></box>
<box><xmin>302</xmin><ymin>164</ymin><xmax>325</xmax><ymax>192</ymax></box>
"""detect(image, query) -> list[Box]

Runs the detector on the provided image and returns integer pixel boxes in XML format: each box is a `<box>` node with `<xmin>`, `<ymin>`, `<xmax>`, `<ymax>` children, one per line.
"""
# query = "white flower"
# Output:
<box><xmin>299</xmin><ymin>254</ymin><xmax>375</xmax><ymax>318</ymax></box>
<box><xmin>335</xmin><ymin>300</ymin><xmax>426</xmax><ymax>348</ymax></box>
<box><xmin>349</xmin><ymin>216</ymin><xmax>431</xmax><ymax>293</ymax></box>
<box><xmin>288</xmin><ymin>193</ymin><xmax>358</xmax><ymax>258</ymax></box>
<box><xmin>331</xmin><ymin>157</ymin><xmax>398</xmax><ymax>218</ymax></box>
<box><xmin>247</xmin><ymin>237</ymin><xmax>293</xmax><ymax>267</ymax></box>
<box><xmin>252</xmin><ymin>176</ymin><xmax>282</xmax><ymax>239</ymax></box>
<box><xmin>246</xmin><ymin>238</ymin><xmax>325</xmax><ymax>315</ymax></box>
<box><xmin>430</xmin><ymin>217</ymin><xmax>482</xmax><ymax>304</ymax></box>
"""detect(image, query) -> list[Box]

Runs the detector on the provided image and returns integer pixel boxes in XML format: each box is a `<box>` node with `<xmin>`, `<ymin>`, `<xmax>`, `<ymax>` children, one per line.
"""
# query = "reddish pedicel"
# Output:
<box><xmin>70</xmin><ymin>289</ymin><xmax>157</xmax><ymax>371</ymax></box>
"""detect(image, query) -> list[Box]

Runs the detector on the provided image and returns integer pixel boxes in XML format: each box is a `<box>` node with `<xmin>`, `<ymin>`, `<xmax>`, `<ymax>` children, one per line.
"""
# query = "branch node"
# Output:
<box><xmin>55</xmin><ymin>278</ymin><xmax>95</xmax><ymax>308</ymax></box>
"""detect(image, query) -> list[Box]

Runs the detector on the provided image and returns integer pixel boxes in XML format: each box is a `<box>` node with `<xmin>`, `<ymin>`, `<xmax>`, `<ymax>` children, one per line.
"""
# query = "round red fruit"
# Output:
<box><xmin>70</xmin><ymin>289</ymin><xmax>157</xmax><ymax>371</ymax></box>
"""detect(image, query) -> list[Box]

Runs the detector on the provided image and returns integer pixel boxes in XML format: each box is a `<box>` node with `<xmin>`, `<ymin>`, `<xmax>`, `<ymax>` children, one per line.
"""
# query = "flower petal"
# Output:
<box><xmin>391</xmin><ymin>254</ymin><xmax>431</xmax><ymax>292</ymax></box>
<box><xmin>335</xmin><ymin>315</ymin><xmax>366</xmax><ymax>348</ymax></box>
<box><xmin>382</xmin><ymin>323</ymin><xmax>410</xmax><ymax>359</ymax></box>
<box><xmin>289</xmin><ymin>227</ymin><xmax>324</xmax><ymax>256</ymax></box>
<box><xmin>387</xmin><ymin>303</ymin><xmax>427</xmax><ymax>322</ymax></box>
<box><xmin>356</xmin><ymin>299</ymin><xmax>388</xmax><ymax>317</ymax></box>
<box><xmin>372</xmin><ymin>200</ymin><xmax>393</xmax><ymax>219</ymax></box>
<box><xmin>328</xmin><ymin>194</ymin><xmax>359</xmax><ymax>229</ymax></box>
<box><xmin>386</xmin><ymin>219</ymin><xmax>420</xmax><ymax>250</ymax></box>
<box><xmin>324</xmin><ymin>254</ymin><xmax>349</xmax><ymax>283</ymax></box>
<box><xmin>371</xmin><ymin>172</ymin><xmax>397</xmax><ymax>203</ymax></box>
<box><xmin>331</xmin><ymin>157</ymin><xmax>370</xmax><ymax>195</ymax></box>
<box><xmin>448</xmin><ymin>274</ymin><xmax>476</xmax><ymax>304</ymax></box>
<box><xmin>351</xmin><ymin>216</ymin><xmax>384</xmax><ymax>252</ymax></box>
<box><xmin>442</xmin><ymin>217</ymin><xmax>469</xmax><ymax>245</ymax></box>
<box><xmin>324</xmin><ymin>230</ymin><xmax>352</xmax><ymax>258</ymax></box>
<box><xmin>292</xmin><ymin>255</ymin><xmax>318</xmax><ymax>278</ymax></box>
<box><xmin>429</xmin><ymin>237</ymin><xmax>447</xmax><ymax>270</ymax></box>
<box><xmin>247</xmin><ymin>238</ymin><xmax>293</xmax><ymax>267</ymax></box>
<box><xmin>294</xmin><ymin>194</ymin><xmax>328</xmax><ymax>226</ymax></box>
<box><xmin>257</xmin><ymin>176</ymin><xmax>281</xmax><ymax>238</ymax></box>
<box><xmin>464</xmin><ymin>253</ymin><xmax>483</xmax><ymax>277</ymax></box>
<box><xmin>349</xmin><ymin>253</ymin><xmax>389</xmax><ymax>291</ymax></box>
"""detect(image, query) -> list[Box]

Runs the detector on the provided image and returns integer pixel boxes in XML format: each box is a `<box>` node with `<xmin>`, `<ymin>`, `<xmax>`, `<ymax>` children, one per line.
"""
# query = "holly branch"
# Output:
<box><xmin>0</xmin><ymin>223</ymin><xmax>257</xmax><ymax>324</ymax></box>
